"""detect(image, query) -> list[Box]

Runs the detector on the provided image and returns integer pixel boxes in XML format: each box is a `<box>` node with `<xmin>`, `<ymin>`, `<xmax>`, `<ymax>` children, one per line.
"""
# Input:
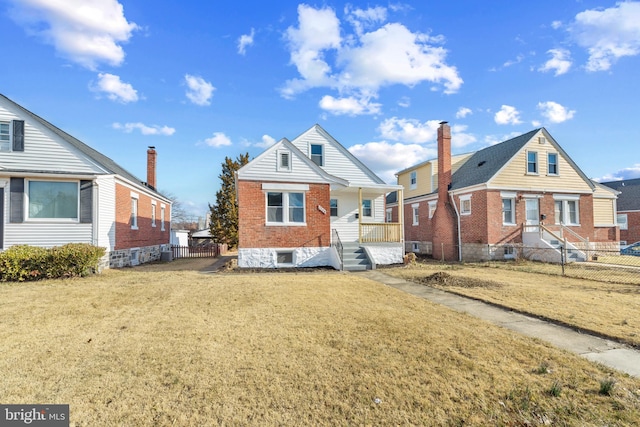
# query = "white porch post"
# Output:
<box><xmin>398</xmin><ymin>188</ymin><xmax>404</xmax><ymax>246</ymax></box>
<box><xmin>358</xmin><ymin>187</ymin><xmax>362</xmax><ymax>242</ymax></box>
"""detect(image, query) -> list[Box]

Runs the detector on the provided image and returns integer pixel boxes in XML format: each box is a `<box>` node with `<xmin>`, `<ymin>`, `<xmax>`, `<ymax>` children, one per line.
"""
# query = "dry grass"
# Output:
<box><xmin>386</xmin><ymin>259</ymin><xmax>640</xmax><ymax>347</ymax></box>
<box><xmin>1</xmin><ymin>258</ymin><xmax>639</xmax><ymax>426</ymax></box>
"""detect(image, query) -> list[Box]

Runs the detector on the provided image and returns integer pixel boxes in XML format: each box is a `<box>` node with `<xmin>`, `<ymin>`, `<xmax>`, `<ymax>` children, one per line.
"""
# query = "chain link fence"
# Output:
<box><xmin>427</xmin><ymin>243</ymin><xmax>640</xmax><ymax>285</ymax></box>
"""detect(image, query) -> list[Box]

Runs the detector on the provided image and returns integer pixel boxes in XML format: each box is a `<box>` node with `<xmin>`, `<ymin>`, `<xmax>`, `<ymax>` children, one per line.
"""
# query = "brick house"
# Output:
<box><xmin>387</xmin><ymin>122</ymin><xmax>619</xmax><ymax>262</ymax></box>
<box><xmin>0</xmin><ymin>93</ymin><xmax>171</xmax><ymax>268</ymax></box>
<box><xmin>601</xmin><ymin>178</ymin><xmax>640</xmax><ymax>245</ymax></box>
<box><xmin>236</xmin><ymin>124</ymin><xmax>403</xmax><ymax>270</ymax></box>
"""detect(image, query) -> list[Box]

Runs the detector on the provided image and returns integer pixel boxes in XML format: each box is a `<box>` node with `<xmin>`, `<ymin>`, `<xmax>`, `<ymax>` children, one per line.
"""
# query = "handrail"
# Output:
<box><xmin>559</xmin><ymin>223</ymin><xmax>589</xmax><ymax>245</ymax></box>
<box><xmin>539</xmin><ymin>224</ymin><xmax>564</xmax><ymax>243</ymax></box>
<box><xmin>331</xmin><ymin>229</ymin><xmax>343</xmax><ymax>270</ymax></box>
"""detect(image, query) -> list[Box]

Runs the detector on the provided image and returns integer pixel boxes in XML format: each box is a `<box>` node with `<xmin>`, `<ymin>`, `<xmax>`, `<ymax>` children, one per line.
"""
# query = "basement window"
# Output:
<box><xmin>276</xmin><ymin>251</ymin><xmax>294</xmax><ymax>265</ymax></box>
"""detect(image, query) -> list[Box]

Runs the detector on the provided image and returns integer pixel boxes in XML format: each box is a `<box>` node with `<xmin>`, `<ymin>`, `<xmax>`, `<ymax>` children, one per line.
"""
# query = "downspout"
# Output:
<box><xmin>450</xmin><ymin>191</ymin><xmax>462</xmax><ymax>261</ymax></box>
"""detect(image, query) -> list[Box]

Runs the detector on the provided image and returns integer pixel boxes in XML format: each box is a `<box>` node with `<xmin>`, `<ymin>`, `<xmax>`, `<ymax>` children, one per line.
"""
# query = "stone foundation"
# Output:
<box><xmin>109</xmin><ymin>244</ymin><xmax>171</xmax><ymax>268</ymax></box>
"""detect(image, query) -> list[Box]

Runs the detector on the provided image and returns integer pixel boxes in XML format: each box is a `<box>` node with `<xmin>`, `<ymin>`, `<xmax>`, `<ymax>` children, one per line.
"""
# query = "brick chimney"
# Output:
<box><xmin>432</xmin><ymin>122</ymin><xmax>458</xmax><ymax>261</ymax></box>
<box><xmin>147</xmin><ymin>146</ymin><xmax>157</xmax><ymax>190</ymax></box>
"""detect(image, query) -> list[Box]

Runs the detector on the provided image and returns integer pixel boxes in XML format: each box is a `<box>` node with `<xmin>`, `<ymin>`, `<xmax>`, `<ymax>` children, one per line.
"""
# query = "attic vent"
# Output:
<box><xmin>539</xmin><ymin>137</ymin><xmax>547</xmax><ymax>144</ymax></box>
<box><xmin>477</xmin><ymin>160</ymin><xmax>486</xmax><ymax>167</ymax></box>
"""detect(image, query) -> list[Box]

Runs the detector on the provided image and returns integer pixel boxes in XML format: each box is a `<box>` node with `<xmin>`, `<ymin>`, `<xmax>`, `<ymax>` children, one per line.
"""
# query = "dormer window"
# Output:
<box><xmin>277</xmin><ymin>150</ymin><xmax>291</xmax><ymax>172</ymax></box>
<box><xmin>310</xmin><ymin>144</ymin><xmax>323</xmax><ymax>166</ymax></box>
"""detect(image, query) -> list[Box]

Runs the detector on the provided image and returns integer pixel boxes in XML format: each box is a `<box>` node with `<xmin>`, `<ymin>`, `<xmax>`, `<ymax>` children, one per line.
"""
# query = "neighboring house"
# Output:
<box><xmin>387</xmin><ymin>122</ymin><xmax>619</xmax><ymax>262</ymax></box>
<box><xmin>0</xmin><ymin>94</ymin><xmax>172</xmax><ymax>268</ymax></box>
<box><xmin>601</xmin><ymin>178</ymin><xmax>640</xmax><ymax>245</ymax></box>
<box><xmin>236</xmin><ymin>124</ymin><xmax>403</xmax><ymax>270</ymax></box>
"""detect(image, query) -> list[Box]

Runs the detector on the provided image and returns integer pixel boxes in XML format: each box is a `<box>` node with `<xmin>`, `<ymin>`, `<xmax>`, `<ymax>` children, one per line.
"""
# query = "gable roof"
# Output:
<box><xmin>601</xmin><ymin>178</ymin><xmax>640</xmax><ymax>211</ymax></box>
<box><xmin>0</xmin><ymin>93</ymin><xmax>169</xmax><ymax>201</ymax></box>
<box><xmin>450</xmin><ymin>128</ymin><xmax>596</xmax><ymax>192</ymax></box>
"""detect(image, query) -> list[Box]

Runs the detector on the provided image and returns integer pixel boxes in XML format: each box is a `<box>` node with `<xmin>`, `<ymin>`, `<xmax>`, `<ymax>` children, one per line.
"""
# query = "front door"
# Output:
<box><xmin>525</xmin><ymin>198</ymin><xmax>539</xmax><ymax>227</ymax></box>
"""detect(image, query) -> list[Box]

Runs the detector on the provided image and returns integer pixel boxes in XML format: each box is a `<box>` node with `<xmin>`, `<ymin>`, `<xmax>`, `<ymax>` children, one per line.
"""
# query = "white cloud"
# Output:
<box><xmin>539</xmin><ymin>48</ymin><xmax>572</xmax><ymax>76</ymax></box>
<box><xmin>397</xmin><ymin>96</ymin><xmax>411</xmax><ymax>108</ymax></box>
<box><xmin>570</xmin><ymin>2</ymin><xmax>640</xmax><ymax>71</ymax></box>
<box><xmin>378</xmin><ymin>117</ymin><xmax>440</xmax><ymax>143</ymax></box>
<box><xmin>184</xmin><ymin>74</ymin><xmax>215</xmax><ymax>106</ymax></box>
<box><xmin>238</xmin><ymin>28</ymin><xmax>255</xmax><ymax>55</ymax></box>
<box><xmin>596</xmin><ymin>164</ymin><xmax>640</xmax><ymax>181</ymax></box>
<box><xmin>254</xmin><ymin>134</ymin><xmax>276</xmax><ymax>148</ymax></box>
<box><xmin>91</xmin><ymin>73</ymin><xmax>138</xmax><ymax>103</ymax></box>
<box><xmin>345</xmin><ymin>5</ymin><xmax>387</xmax><ymax>36</ymax></box>
<box><xmin>8</xmin><ymin>0</ymin><xmax>138</xmax><ymax>69</ymax></box>
<box><xmin>537</xmin><ymin>101</ymin><xmax>575</xmax><ymax>123</ymax></box>
<box><xmin>531</xmin><ymin>120</ymin><xmax>542</xmax><ymax>127</ymax></box>
<box><xmin>494</xmin><ymin>105</ymin><xmax>522</xmax><ymax>125</ymax></box>
<box><xmin>112</xmin><ymin>122</ymin><xmax>175</xmax><ymax>136</ymax></box>
<box><xmin>450</xmin><ymin>124</ymin><xmax>477</xmax><ymax>148</ymax></box>
<box><xmin>348</xmin><ymin>141</ymin><xmax>436</xmax><ymax>183</ymax></box>
<box><xmin>203</xmin><ymin>132</ymin><xmax>232</xmax><ymax>148</ymax></box>
<box><xmin>551</xmin><ymin>20</ymin><xmax>563</xmax><ymax>30</ymax></box>
<box><xmin>319</xmin><ymin>95</ymin><xmax>381</xmax><ymax>116</ymax></box>
<box><xmin>281</xmin><ymin>5</ymin><xmax>462</xmax><ymax>107</ymax></box>
<box><xmin>484</xmin><ymin>132</ymin><xmax>524</xmax><ymax>146</ymax></box>
<box><xmin>456</xmin><ymin>107</ymin><xmax>472</xmax><ymax>119</ymax></box>
<box><xmin>503</xmin><ymin>54</ymin><xmax>524</xmax><ymax>67</ymax></box>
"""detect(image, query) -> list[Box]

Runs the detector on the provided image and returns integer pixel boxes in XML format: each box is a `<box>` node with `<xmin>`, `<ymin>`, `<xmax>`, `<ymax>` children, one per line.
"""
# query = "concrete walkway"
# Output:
<box><xmin>355</xmin><ymin>270</ymin><xmax>640</xmax><ymax>378</ymax></box>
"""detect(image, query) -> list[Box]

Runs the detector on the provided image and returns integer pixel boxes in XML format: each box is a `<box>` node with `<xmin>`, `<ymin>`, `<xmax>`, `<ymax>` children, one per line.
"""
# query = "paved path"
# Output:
<box><xmin>355</xmin><ymin>270</ymin><xmax>640</xmax><ymax>378</ymax></box>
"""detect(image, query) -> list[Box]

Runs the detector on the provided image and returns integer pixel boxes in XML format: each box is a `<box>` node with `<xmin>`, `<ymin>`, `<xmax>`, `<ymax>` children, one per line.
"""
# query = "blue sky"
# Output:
<box><xmin>2</xmin><ymin>0</ymin><xmax>639</xmax><ymax>219</ymax></box>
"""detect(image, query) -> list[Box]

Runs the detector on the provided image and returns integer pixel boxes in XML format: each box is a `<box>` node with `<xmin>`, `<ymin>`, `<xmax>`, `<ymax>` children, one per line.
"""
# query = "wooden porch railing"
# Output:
<box><xmin>360</xmin><ymin>222</ymin><xmax>402</xmax><ymax>243</ymax></box>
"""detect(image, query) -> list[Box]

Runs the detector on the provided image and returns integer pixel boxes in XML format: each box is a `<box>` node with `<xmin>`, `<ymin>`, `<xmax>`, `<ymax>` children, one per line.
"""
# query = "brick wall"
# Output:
<box><xmin>620</xmin><ymin>211</ymin><xmax>640</xmax><ymax>243</ymax></box>
<box><xmin>115</xmin><ymin>183</ymin><xmax>171</xmax><ymax>250</ymax></box>
<box><xmin>237</xmin><ymin>180</ymin><xmax>331</xmax><ymax>249</ymax></box>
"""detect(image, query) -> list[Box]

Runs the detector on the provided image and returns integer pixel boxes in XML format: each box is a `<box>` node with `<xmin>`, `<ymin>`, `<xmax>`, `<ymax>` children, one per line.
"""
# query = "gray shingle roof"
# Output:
<box><xmin>450</xmin><ymin>129</ymin><xmax>540</xmax><ymax>191</ymax></box>
<box><xmin>1</xmin><ymin>94</ymin><xmax>169</xmax><ymax>201</ymax></box>
<box><xmin>601</xmin><ymin>178</ymin><xmax>640</xmax><ymax>211</ymax></box>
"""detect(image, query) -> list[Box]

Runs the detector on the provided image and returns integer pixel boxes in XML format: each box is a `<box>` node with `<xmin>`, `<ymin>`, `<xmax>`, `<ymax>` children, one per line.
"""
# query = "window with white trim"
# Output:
<box><xmin>362</xmin><ymin>199</ymin><xmax>372</xmax><ymax>217</ymax></box>
<box><xmin>0</xmin><ymin>122</ymin><xmax>9</xmax><ymax>143</ymax></box>
<box><xmin>410</xmin><ymin>171</ymin><xmax>417</xmax><ymax>190</ymax></box>
<box><xmin>160</xmin><ymin>204</ymin><xmax>166</xmax><ymax>231</ymax></box>
<box><xmin>412</xmin><ymin>242</ymin><xmax>419</xmax><ymax>252</ymax></box>
<box><xmin>277</xmin><ymin>150</ymin><xmax>291</xmax><ymax>172</ymax></box>
<box><xmin>527</xmin><ymin>151</ymin><xmax>538</xmax><ymax>174</ymax></box>
<box><xmin>502</xmin><ymin>198</ymin><xmax>515</xmax><ymax>225</ymax></box>
<box><xmin>330</xmin><ymin>199</ymin><xmax>338</xmax><ymax>217</ymax></box>
<box><xmin>151</xmin><ymin>201</ymin><xmax>157</xmax><ymax>227</ymax></box>
<box><xmin>386</xmin><ymin>208</ymin><xmax>392</xmax><ymax>223</ymax></box>
<box><xmin>27</xmin><ymin>180</ymin><xmax>79</xmax><ymax>220</ymax></box>
<box><xmin>412</xmin><ymin>204</ymin><xmax>419</xmax><ymax>226</ymax></box>
<box><xmin>277</xmin><ymin>251</ymin><xmax>294</xmax><ymax>265</ymax></box>
<box><xmin>130</xmin><ymin>195</ymin><xmax>138</xmax><ymax>229</ymax></box>
<box><xmin>547</xmin><ymin>153</ymin><xmax>558</xmax><ymax>175</ymax></box>
<box><xmin>554</xmin><ymin>196</ymin><xmax>580</xmax><ymax>225</ymax></box>
<box><xmin>428</xmin><ymin>201</ymin><xmax>437</xmax><ymax>219</ymax></box>
<box><xmin>310</xmin><ymin>144</ymin><xmax>323</xmax><ymax>166</ymax></box>
<box><xmin>460</xmin><ymin>195</ymin><xmax>471</xmax><ymax>215</ymax></box>
<box><xmin>267</xmin><ymin>192</ymin><xmax>305</xmax><ymax>224</ymax></box>
<box><xmin>617</xmin><ymin>214</ymin><xmax>628</xmax><ymax>230</ymax></box>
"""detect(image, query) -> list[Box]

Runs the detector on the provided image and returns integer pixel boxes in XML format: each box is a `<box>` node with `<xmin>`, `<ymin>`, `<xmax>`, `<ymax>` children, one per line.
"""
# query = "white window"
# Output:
<box><xmin>362</xmin><ymin>199</ymin><xmax>372</xmax><ymax>217</ymax></box>
<box><xmin>151</xmin><ymin>201</ymin><xmax>157</xmax><ymax>227</ymax></box>
<box><xmin>412</xmin><ymin>204</ymin><xmax>419</xmax><ymax>226</ymax></box>
<box><xmin>554</xmin><ymin>195</ymin><xmax>580</xmax><ymax>225</ymax></box>
<box><xmin>277</xmin><ymin>150</ymin><xmax>291</xmax><ymax>172</ymax></box>
<box><xmin>330</xmin><ymin>199</ymin><xmax>338</xmax><ymax>217</ymax></box>
<box><xmin>428</xmin><ymin>201</ymin><xmax>437</xmax><ymax>219</ymax></box>
<box><xmin>460</xmin><ymin>195</ymin><xmax>471</xmax><ymax>215</ymax></box>
<box><xmin>267</xmin><ymin>192</ymin><xmax>305</xmax><ymax>225</ymax></box>
<box><xmin>310</xmin><ymin>144</ymin><xmax>323</xmax><ymax>166</ymax></box>
<box><xmin>527</xmin><ymin>151</ymin><xmax>538</xmax><ymax>174</ymax></box>
<box><xmin>617</xmin><ymin>214</ymin><xmax>628</xmax><ymax>230</ymax></box>
<box><xmin>502</xmin><ymin>198</ymin><xmax>515</xmax><ymax>225</ymax></box>
<box><xmin>27</xmin><ymin>180</ymin><xmax>79</xmax><ymax>221</ymax></box>
<box><xmin>131</xmin><ymin>197</ymin><xmax>138</xmax><ymax>229</ymax></box>
<box><xmin>160</xmin><ymin>204</ymin><xmax>166</xmax><ymax>231</ymax></box>
<box><xmin>620</xmin><ymin>240</ymin><xmax>628</xmax><ymax>247</ymax></box>
<box><xmin>412</xmin><ymin>242</ymin><xmax>419</xmax><ymax>252</ymax></box>
<box><xmin>130</xmin><ymin>248</ymin><xmax>140</xmax><ymax>266</ymax></box>
<box><xmin>410</xmin><ymin>171</ymin><xmax>417</xmax><ymax>190</ymax></box>
<box><xmin>0</xmin><ymin>122</ymin><xmax>9</xmax><ymax>142</ymax></box>
<box><xmin>547</xmin><ymin>153</ymin><xmax>558</xmax><ymax>175</ymax></box>
<box><xmin>386</xmin><ymin>208</ymin><xmax>392</xmax><ymax>223</ymax></box>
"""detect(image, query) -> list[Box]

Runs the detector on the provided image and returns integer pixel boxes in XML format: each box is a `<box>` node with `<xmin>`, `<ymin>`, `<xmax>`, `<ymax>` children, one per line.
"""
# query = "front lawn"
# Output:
<box><xmin>1</xmin><ymin>259</ymin><xmax>639</xmax><ymax>425</ymax></box>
